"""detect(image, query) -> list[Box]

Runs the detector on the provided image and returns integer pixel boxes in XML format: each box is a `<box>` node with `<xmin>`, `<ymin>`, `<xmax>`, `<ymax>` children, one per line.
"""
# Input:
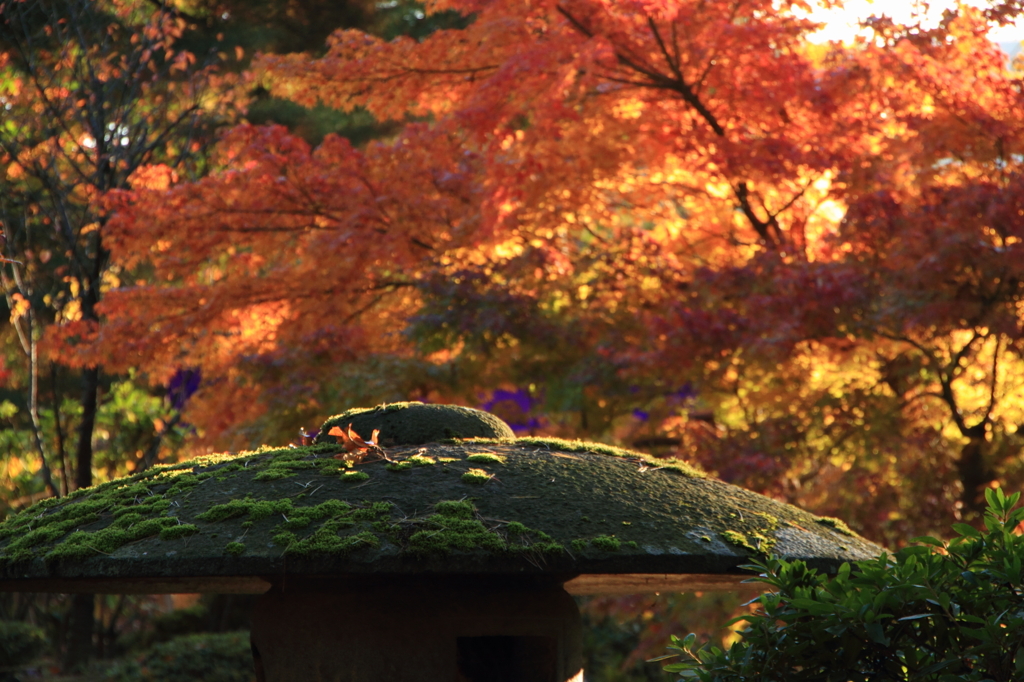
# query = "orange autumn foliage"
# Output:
<box><xmin>76</xmin><ymin>1</ymin><xmax>1024</xmax><ymax>546</ymax></box>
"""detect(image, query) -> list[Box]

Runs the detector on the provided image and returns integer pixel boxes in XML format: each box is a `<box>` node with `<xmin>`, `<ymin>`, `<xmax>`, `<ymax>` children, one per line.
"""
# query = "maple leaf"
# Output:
<box><xmin>330</xmin><ymin>424</ymin><xmax>385</xmax><ymax>463</ymax></box>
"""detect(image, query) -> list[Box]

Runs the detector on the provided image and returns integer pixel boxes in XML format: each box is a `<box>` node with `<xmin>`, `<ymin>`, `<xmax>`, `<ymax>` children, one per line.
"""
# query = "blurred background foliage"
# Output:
<box><xmin>2</xmin><ymin>0</ymin><xmax>1024</xmax><ymax>679</ymax></box>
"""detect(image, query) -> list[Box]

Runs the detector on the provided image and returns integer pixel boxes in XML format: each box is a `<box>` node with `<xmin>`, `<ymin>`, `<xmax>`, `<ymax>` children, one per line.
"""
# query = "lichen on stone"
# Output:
<box><xmin>721</xmin><ymin>529</ymin><xmax>775</xmax><ymax>555</ymax></box>
<box><xmin>720</xmin><ymin>511</ymin><xmax>780</xmax><ymax>556</ymax></box>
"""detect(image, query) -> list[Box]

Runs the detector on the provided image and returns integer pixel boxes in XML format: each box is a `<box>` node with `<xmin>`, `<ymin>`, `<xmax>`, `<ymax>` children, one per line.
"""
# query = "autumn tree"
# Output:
<box><xmin>0</xmin><ymin>0</ymin><xmax>476</xmax><ymax>669</ymax></box>
<box><xmin>88</xmin><ymin>0</ymin><xmax>1024</xmax><ymax>554</ymax></box>
<box><xmin>0</xmin><ymin>0</ymin><xmax>243</xmax><ymax>666</ymax></box>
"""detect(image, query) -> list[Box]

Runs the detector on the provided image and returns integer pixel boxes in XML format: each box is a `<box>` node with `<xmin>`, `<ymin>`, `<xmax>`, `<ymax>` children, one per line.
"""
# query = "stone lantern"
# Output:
<box><xmin>0</xmin><ymin>403</ymin><xmax>884</xmax><ymax>681</ymax></box>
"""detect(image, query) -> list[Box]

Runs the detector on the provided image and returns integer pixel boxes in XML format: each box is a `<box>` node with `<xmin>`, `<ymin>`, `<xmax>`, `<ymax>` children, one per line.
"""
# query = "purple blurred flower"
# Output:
<box><xmin>668</xmin><ymin>384</ymin><xmax>696</xmax><ymax>401</ymax></box>
<box><xmin>481</xmin><ymin>387</ymin><xmax>541</xmax><ymax>433</ymax></box>
<box><xmin>481</xmin><ymin>388</ymin><xmax>537</xmax><ymax>414</ymax></box>
<box><xmin>632</xmin><ymin>409</ymin><xmax>649</xmax><ymax>422</ymax></box>
<box><xmin>167</xmin><ymin>368</ymin><xmax>201</xmax><ymax>412</ymax></box>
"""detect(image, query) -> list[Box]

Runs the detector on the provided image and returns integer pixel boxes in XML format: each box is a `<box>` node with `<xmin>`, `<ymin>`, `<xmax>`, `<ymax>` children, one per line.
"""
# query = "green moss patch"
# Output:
<box><xmin>721</xmin><ymin>529</ymin><xmax>775</xmax><ymax>556</ymax></box>
<box><xmin>0</xmin><ymin>453</ymin><xmax>262</xmax><ymax>564</ymax></box>
<box><xmin>341</xmin><ymin>471</ymin><xmax>370</xmax><ymax>482</ymax></box>
<box><xmin>461</xmin><ymin>468</ymin><xmax>493</xmax><ymax>484</ymax></box>
<box><xmin>159</xmin><ymin>524</ymin><xmax>199</xmax><ymax>541</ymax></box>
<box><xmin>382</xmin><ymin>500</ymin><xmax>562</xmax><ymax>557</ymax></box>
<box><xmin>720</xmin><ymin>511</ymin><xmax>780</xmax><ymax>556</ymax></box>
<box><xmin>816</xmin><ymin>516</ymin><xmax>855</xmax><ymax>536</ymax></box>
<box><xmin>46</xmin><ymin>516</ymin><xmax>183</xmax><ymax>562</ymax></box>
<box><xmin>466</xmin><ymin>453</ymin><xmax>506</xmax><ymax>464</ymax></box>
<box><xmin>572</xmin><ymin>535</ymin><xmax>624</xmax><ymax>553</ymax></box>
<box><xmin>254</xmin><ymin>469</ymin><xmax>295</xmax><ymax>482</ymax></box>
<box><xmin>284</xmin><ymin>529</ymin><xmax>380</xmax><ymax>556</ymax></box>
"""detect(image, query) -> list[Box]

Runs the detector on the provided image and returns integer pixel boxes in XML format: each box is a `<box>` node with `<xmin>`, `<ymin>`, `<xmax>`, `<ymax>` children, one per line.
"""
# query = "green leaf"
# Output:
<box><xmin>911</xmin><ymin>535</ymin><xmax>945</xmax><ymax>547</ymax></box>
<box><xmin>952</xmin><ymin>523</ymin><xmax>982</xmax><ymax>538</ymax></box>
<box><xmin>646</xmin><ymin>654</ymin><xmax>678</xmax><ymax>662</ymax></box>
<box><xmin>864</xmin><ymin>622</ymin><xmax>890</xmax><ymax>646</ymax></box>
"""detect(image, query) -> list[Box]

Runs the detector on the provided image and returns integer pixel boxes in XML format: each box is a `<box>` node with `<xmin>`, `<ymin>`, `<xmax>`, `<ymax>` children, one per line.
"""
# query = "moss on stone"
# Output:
<box><xmin>721</xmin><ymin>530</ymin><xmax>774</xmax><ymax>555</ymax></box>
<box><xmin>505</xmin><ymin>521</ymin><xmax>528</xmax><ymax>535</ymax></box>
<box><xmin>341</xmin><ymin>471</ymin><xmax>370</xmax><ymax>482</ymax></box>
<box><xmin>0</xmin><ymin>458</ymin><xmax>259</xmax><ymax>564</ymax></box>
<box><xmin>461</xmin><ymin>468</ymin><xmax>493</xmax><ymax>484</ymax></box>
<box><xmin>224</xmin><ymin>542</ymin><xmax>245</xmax><ymax>556</ymax></box>
<box><xmin>159</xmin><ymin>524</ymin><xmax>199</xmax><ymax>541</ymax></box>
<box><xmin>457</xmin><ymin>436</ymin><xmax>706</xmax><ymax>478</ymax></box>
<box><xmin>386</xmin><ymin>462</ymin><xmax>413</xmax><ymax>471</ymax></box>
<box><xmin>316</xmin><ymin>402</ymin><xmax>515</xmax><ymax>446</ymax></box>
<box><xmin>254</xmin><ymin>469</ymin><xmax>295</xmax><ymax>482</ymax></box>
<box><xmin>434</xmin><ymin>501</ymin><xmax>474</xmax><ymax>518</ymax></box>
<box><xmin>45</xmin><ymin>517</ymin><xmax>182</xmax><ymax>563</ymax></box>
<box><xmin>283</xmin><ymin>526</ymin><xmax>380</xmax><ymax>557</ymax></box>
<box><xmin>721</xmin><ymin>512</ymin><xmax>780</xmax><ymax>556</ymax></box>
<box><xmin>720</xmin><ymin>530</ymin><xmax>750</xmax><ymax>551</ymax></box>
<box><xmin>591</xmin><ymin>535</ymin><xmax>621</xmax><ymax>552</ymax></box>
<box><xmin>271</xmin><ymin>530</ymin><xmax>297</xmax><ymax>547</ymax></box>
<box><xmin>316</xmin><ymin>459</ymin><xmax>348</xmax><ymax>473</ymax></box>
<box><xmin>817</xmin><ymin>517</ymin><xmax>855</xmax><ymax>536</ymax></box>
<box><xmin>407</xmin><ymin>455</ymin><xmax>436</xmax><ymax>466</ymax></box>
<box><xmin>396</xmin><ymin>500</ymin><xmax>560</xmax><ymax>556</ymax></box>
<box><xmin>466</xmin><ymin>453</ymin><xmax>506</xmax><ymax>464</ymax></box>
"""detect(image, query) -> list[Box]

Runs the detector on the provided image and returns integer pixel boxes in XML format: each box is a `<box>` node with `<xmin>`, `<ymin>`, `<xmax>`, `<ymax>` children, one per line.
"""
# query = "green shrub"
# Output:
<box><xmin>660</xmin><ymin>488</ymin><xmax>1024</xmax><ymax>681</ymax></box>
<box><xmin>0</xmin><ymin>620</ymin><xmax>46</xmax><ymax>669</ymax></box>
<box><xmin>106</xmin><ymin>631</ymin><xmax>254</xmax><ymax>682</ymax></box>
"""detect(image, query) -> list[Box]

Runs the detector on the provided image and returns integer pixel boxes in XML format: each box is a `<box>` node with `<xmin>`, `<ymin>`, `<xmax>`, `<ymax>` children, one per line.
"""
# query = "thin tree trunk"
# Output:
<box><xmin>26</xmin><ymin>312</ymin><xmax>60</xmax><ymax>497</ymax></box>
<box><xmin>74</xmin><ymin>366</ymin><xmax>99</xmax><ymax>490</ymax></box>
<box><xmin>957</xmin><ymin>434</ymin><xmax>993</xmax><ymax>520</ymax></box>
<box><xmin>50</xmin><ymin>363</ymin><xmax>70</xmax><ymax>496</ymax></box>
<box><xmin>64</xmin><ymin>365</ymin><xmax>100</xmax><ymax>670</ymax></box>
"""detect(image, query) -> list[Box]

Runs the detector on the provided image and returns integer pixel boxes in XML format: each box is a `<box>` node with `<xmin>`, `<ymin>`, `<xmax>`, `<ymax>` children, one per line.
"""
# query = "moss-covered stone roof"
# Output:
<box><xmin>0</xmin><ymin>438</ymin><xmax>884</xmax><ymax>593</ymax></box>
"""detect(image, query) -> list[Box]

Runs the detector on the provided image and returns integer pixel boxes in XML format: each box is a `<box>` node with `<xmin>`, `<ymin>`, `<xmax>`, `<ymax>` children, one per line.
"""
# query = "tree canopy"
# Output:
<box><xmin>58</xmin><ymin>0</ymin><xmax>1024</xmax><ymax>547</ymax></box>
